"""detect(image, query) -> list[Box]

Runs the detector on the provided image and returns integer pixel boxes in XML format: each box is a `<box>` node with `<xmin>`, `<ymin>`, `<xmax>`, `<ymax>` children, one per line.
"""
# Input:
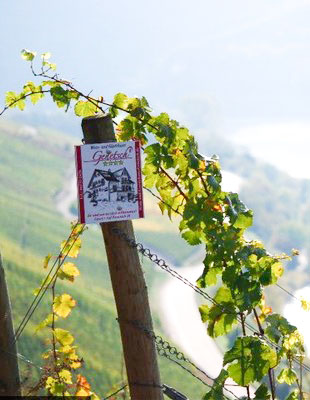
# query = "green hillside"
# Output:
<box><xmin>0</xmin><ymin>119</ymin><xmax>206</xmax><ymax>398</ymax></box>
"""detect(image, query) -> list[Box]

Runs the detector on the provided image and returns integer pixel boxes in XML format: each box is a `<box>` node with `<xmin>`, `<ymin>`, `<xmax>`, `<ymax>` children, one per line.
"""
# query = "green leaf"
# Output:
<box><xmin>254</xmin><ymin>384</ymin><xmax>271</xmax><ymax>400</ymax></box>
<box><xmin>197</xmin><ymin>266</ymin><xmax>220</xmax><ymax>287</ymax></box>
<box><xmin>277</xmin><ymin>368</ymin><xmax>297</xmax><ymax>385</ymax></box>
<box><xmin>188</xmin><ymin>150</ymin><xmax>199</xmax><ymax>169</ymax></box>
<box><xmin>43</xmin><ymin>60</ymin><xmax>57</xmax><ymax>71</ymax></box>
<box><xmin>113</xmin><ymin>92</ymin><xmax>128</xmax><ymax>109</ymax></box>
<box><xmin>233</xmin><ymin>210</ymin><xmax>253</xmax><ymax>230</ymax></box>
<box><xmin>207</xmin><ymin>174</ymin><xmax>221</xmax><ymax>192</ymax></box>
<box><xmin>285</xmin><ymin>389</ymin><xmax>299</xmax><ymax>400</ymax></box>
<box><xmin>225</xmin><ymin>273</ymin><xmax>262</xmax><ymax>312</ymax></box>
<box><xmin>22</xmin><ymin>82</ymin><xmax>45</xmax><ymax>104</ymax></box>
<box><xmin>200</xmin><ymin>287</ymin><xmax>238</xmax><ymax>337</ymax></box>
<box><xmin>74</xmin><ymin>100</ymin><xmax>98</xmax><ymax>117</ymax></box>
<box><xmin>199</xmin><ymin>305</ymin><xmax>210</xmax><ymax>323</ymax></box>
<box><xmin>5</xmin><ymin>91</ymin><xmax>26</xmax><ymax>110</ymax></box>
<box><xmin>42</xmin><ymin>80</ymin><xmax>60</xmax><ymax>88</ymax></box>
<box><xmin>202</xmin><ymin>369</ymin><xmax>229</xmax><ymax>400</ymax></box>
<box><xmin>181</xmin><ymin>229</ymin><xmax>202</xmax><ymax>245</ymax></box>
<box><xmin>265</xmin><ymin>314</ymin><xmax>296</xmax><ymax>344</ymax></box>
<box><xmin>224</xmin><ymin>336</ymin><xmax>277</xmax><ymax>386</ymax></box>
<box><xmin>143</xmin><ymin>172</ymin><xmax>158</xmax><ymax>188</ymax></box>
<box><xmin>50</xmin><ymin>86</ymin><xmax>71</xmax><ymax>108</ymax></box>
<box><xmin>21</xmin><ymin>49</ymin><xmax>36</xmax><ymax>61</ymax></box>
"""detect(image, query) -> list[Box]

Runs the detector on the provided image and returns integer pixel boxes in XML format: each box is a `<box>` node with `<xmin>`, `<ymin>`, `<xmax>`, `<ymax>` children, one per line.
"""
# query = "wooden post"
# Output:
<box><xmin>0</xmin><ymin>254</ymin><xmax>21</xmax><ymax>396</ymax></box>
<box><xmin>81</xmin><ymin>114</ymin><xmax>163</xmax><ymax>400</ymax></box>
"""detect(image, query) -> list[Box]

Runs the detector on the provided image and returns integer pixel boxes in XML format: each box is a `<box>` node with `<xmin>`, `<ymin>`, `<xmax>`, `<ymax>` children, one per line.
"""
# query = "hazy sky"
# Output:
<box><xmin>1</xmin><ymin>0</ymin><xmax>310</xmax><ymax>176</ymax></box>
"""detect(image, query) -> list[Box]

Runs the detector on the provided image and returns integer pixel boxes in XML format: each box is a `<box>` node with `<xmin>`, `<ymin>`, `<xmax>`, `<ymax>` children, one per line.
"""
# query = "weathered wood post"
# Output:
<box><xmin>81</xmin><ymin>114</ymin><xmax>163</xmax><ymax>400</ymax></box>
<box><xmin>0</xmin><ymin>254</ymin><xmax>21</xmax><ymax>396</ymax></box>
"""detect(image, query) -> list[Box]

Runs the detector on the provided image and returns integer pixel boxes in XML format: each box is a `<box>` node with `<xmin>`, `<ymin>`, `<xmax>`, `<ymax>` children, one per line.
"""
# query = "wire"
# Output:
<box><xmin>13</xmin><ymin>223</ymin><xmax>82</xmax><ymax>344</ymax></box>
<box><xmin>0</xmin><ymin>346</ymin><xmax>43</xmax><ymax>371</ymax></box>
<box><xmin>118</xmin><ymin>318</ymin><xmax>239</xmax><ymax>399</ymax></box>
<box><xmin>276</xmin><ymin>283</ymin><xmax>300</xmax><ymax>301</ymax></box>
<box><xmin>103</xmin><ymin>384</ymin><xmax>127</xmax><ymax>399</ymax></box>
<box><xmin>111</xmin><ymin>227</ymin><xmax>310</xmax><ymax>376</ymax></box>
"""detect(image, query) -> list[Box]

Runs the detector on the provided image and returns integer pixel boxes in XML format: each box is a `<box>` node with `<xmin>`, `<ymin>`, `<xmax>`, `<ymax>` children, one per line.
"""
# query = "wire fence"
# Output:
<box><xmin>111</xmin><ymin>226</ymin><xmax>310</xmax><ymax>377</ymax></box>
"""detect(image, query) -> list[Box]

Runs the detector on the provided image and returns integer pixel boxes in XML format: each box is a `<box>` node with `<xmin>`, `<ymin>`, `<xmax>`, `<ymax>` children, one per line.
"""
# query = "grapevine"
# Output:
<box><xmin>2</xmin><ymin>49</ymin><xmax>310</xmax><ymax>399</ymax></box>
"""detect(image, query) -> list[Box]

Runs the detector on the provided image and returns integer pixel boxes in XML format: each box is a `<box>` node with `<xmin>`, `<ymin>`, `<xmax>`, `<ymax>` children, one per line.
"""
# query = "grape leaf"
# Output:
<box><xmin>277</xmin><ymin>368</ymin><xmax>297</xmax><ymax>385</ymax></box>
<box><xmin>21</xmin><ymin>49</ymin><xmax>36</xmax><ymax>61</ymax></box>
<box><xmin>62</xmin><ymin>262</ymin><xmax>80</xmax><ymax>278</ymax></box>
<box><xmin>254</xmin><ymin>384</ymin><xmax>271</xmax><ymax>400</ymax></box>
<box><xmin>53</xmin><ymin>294</ymin><xmax>76</xmax><ymax>318</ymax></box>
<box><xmin>224</xmin><ymin>337</ymin><xmax>277</xmax><ymax>386</ymax></box>
<box><xmin>54</xmin><ymin>328</ymin><xmax>74</xmax><ymax>346</ymax></box>
<box><xmin>59</xmin><ymin>369</ymin><xmax>72</xmax><ymax>384</ymax></box>
<box><xmin>74</xmin><ymin>100</ymin><xmax>98</xmax><ymax>117</ymax></box>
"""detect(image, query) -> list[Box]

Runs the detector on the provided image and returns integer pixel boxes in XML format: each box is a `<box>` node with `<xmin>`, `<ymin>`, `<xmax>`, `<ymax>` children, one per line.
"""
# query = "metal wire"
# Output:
<box><xmin>104</xmin><ymin>384</ymin><xmax>127</xmax><ymax>399</ymax></box>
<box><xmin>13</xmin><ymin>223</ymin><xmax>83</xmax><ymax>344</ymax></box>
<box><xmin>0</xmin><ymin>346</ymin><xmax>43</xmax><ymax>371</ymax></box>
<box><xmin>117</xmin><ymin>318</ymin><xmax>238</xmax><ymax>400</ymax></box>
<box><xmin>111</xmin><ymin>227</ymin><xmax>310</xmax><ymax>375</ymax></box>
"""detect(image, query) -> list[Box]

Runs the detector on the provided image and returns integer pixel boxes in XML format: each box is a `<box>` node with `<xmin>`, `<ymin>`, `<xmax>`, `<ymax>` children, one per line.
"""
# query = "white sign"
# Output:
<box><xmin>75</xmin><ymin>141</ymin><xmax>144</xmax><ymax>224</ymax></box>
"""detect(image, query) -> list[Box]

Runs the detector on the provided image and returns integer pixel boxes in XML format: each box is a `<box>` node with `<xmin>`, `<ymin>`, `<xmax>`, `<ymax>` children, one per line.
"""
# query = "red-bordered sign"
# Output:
<box><xmin>75</xmin><ymin>140</ymin><xmax>144</xmax><ymax>224</ymax></box>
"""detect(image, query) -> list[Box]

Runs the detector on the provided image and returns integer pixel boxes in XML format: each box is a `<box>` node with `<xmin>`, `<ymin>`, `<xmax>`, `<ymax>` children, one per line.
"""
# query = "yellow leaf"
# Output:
<box><xmin>262</xmin><ymin>306</ymin><xmax>272</xmax><ymax>315</ymax></box>
<box><xmin>59</xmin><ymin>345</ymin><xmax>73</xmax><ymax>354</ymax></box>
<box><xmin>45</xmin><ymin>376</ymin><xmax>56</xmax><ymax>390</ymax></box>
<box><xmin>61</xmin><ymin>237</ymin><xmax>82</xmax><ymax>258</ymax></box>
<box><xmin>301</xmin><ymin>298</ymin><xmax>310</xmax><ymax>311</ymax></box>
<box><xmin>59</xmin><ymin>345</ymin><xmax>82</xmax><ymax>369</ymax></box>
<box><xmin>54</xmin><ymin>328</ymin><xmax>74</xmax><ymax>346</ymax></box>
<box><xmin>62</xmin><ymin>262</ymin><xmax>80</xmax><ymax>278</ymax></box>
<box><xmin>68</xmin><ymin>352</ymin><xmax>82</xmax><ymax>369</ymax></box>
<box><xmin>53</xmin><ymin>294</ymin><xmax>76</xmax><ymax>318</ymax></box>
<box><xmin>43</xmin><ymin>254</ymin><xmax>52</xmax><ymax>269</ymax></box>
<box><xmin>199</xmin><ymin>160</ymin><xmax>206</xmax><ymax>171</ymax></box>
<box><xmin>35</xmin><ymin>313</ymin><xmax>58</xmax><ymax>332</ymax></box>
<box><xmin>272</xmin><ymin>262</ymin><xmax>284</xmax><ymax>278</ymax></box>
<box><xmin>71</xmin><ymin>222</ymin><xmax>85</xmax><ymax>235</ymax></box>
<box><xmin>59</xmin><ymin>369</ymin><xmax>72</xmax><ymax>384</ymax></box>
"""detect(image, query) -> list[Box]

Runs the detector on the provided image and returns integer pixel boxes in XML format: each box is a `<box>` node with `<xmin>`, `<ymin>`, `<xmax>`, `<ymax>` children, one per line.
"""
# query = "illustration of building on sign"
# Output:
<box><xmin>85</xmin><ymin>167</ymin><xmax>136</xmax><ymax>206</ymax></box>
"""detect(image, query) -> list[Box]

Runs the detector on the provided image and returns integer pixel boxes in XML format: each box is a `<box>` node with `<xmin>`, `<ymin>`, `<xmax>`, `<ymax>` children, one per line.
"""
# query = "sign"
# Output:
<box><xmin>75</xmin><ymin>140</ymin><xmax>144</xmax><ymax>223</ymax></box>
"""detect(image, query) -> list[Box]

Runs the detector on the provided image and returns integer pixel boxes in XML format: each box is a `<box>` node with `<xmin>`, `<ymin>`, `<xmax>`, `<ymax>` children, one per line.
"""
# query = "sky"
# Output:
<box><xmin>1</xmin><ymin>0</ymin><xmax>310</xmax><ymax>177</ymax></box>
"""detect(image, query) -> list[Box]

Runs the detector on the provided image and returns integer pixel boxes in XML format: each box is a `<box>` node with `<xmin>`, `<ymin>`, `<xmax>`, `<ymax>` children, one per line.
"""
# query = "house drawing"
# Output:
<box><xmin>85</xmin><ymin>167</ymin><xmax>136</xmax><ymax>205</ymax></box>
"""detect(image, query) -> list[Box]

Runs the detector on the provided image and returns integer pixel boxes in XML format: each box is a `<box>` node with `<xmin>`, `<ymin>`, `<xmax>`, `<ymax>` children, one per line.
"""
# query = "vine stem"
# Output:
<box><xmin>51</xmin><ymin>263</ymin><xmax>64</xmax><ymax>396</ymax></box>
<box><xmin>30</xmin><ymin>62</ymin><xmax>105</xmax><ymax>115</ymax></box>
<box><xmin>253</xmin><ymin>309</ymin><xmax>275</xmax><ymax>400</ymax></box>
<box><xmin>0</xmin><ymin>90</ymin><xmax>50</xmax><ymax>116</ymax></box>
<box><xmin>196</xmin><ymin>169</ymin><xmax>211</xmax><ymax>196</ymax></box>
<box><xmin>240</xmin><ymin>313</ymin><xmax>251</xmax><ymax>400</ymax></box>
<box><xmin>159</xmin><ymin>167</ymin><xmax>188</xmax><ymax>201</ymax></box>
<box><xmin>296</xmin><ymin>356</ymin><xmax>303</xmax><ymax>400</ymax></box>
